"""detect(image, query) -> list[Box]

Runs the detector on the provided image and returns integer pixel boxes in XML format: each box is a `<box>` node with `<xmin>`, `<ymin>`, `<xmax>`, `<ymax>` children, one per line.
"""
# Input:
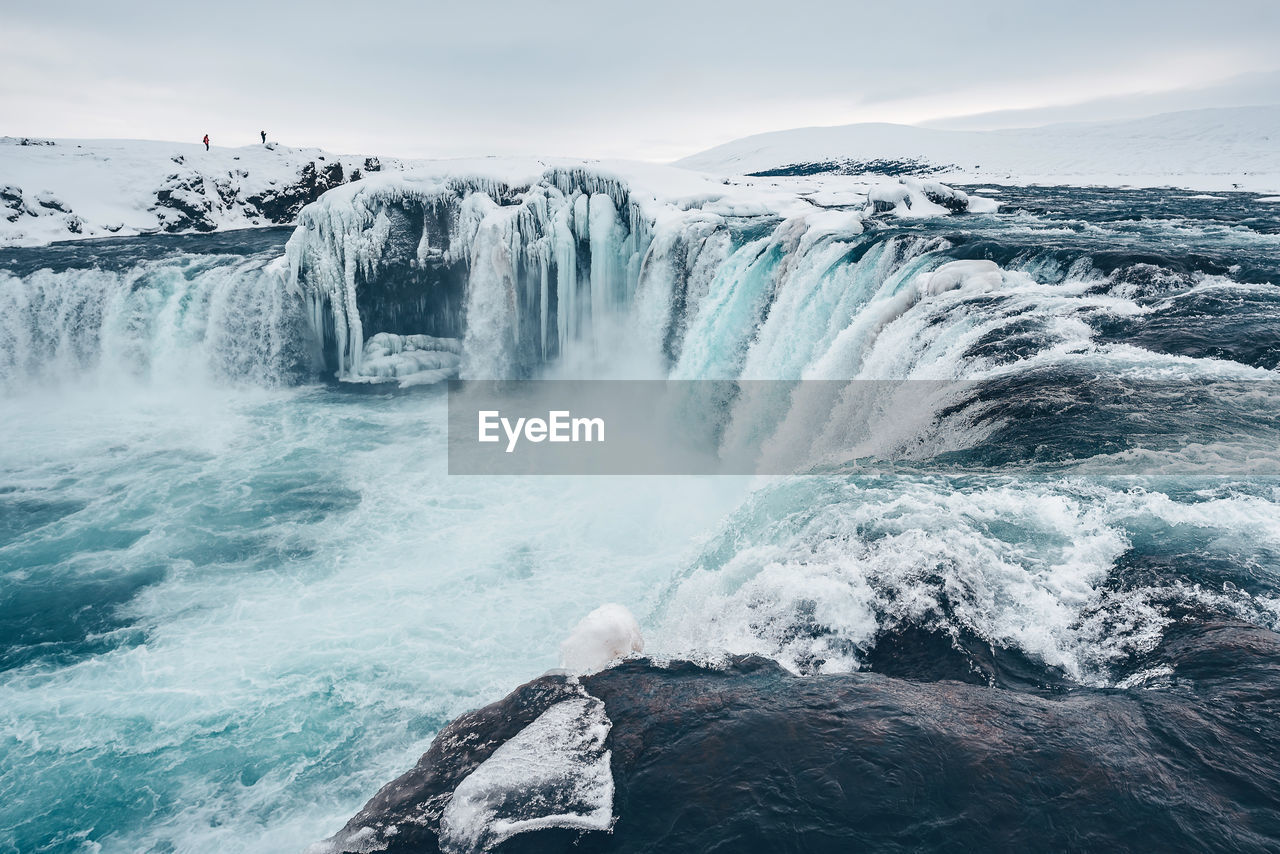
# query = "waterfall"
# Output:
<box><xmin>0</xmin><ymin>249</ymin><xmax>307</xmax><ymax>393</ymax></box>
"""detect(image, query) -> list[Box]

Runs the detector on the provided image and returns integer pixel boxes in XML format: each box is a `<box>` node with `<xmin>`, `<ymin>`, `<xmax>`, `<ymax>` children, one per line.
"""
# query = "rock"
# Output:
<box><xmin>154</xmin><ymin>175</ymin><xmax>218</xmax><ymax>233</ymax></box>
<box><xmin>2</xmin><ymin>185</ymin><xmax>33</xmax><ymax>221</ymax></box>
<box><xmin>243</xmin><ymin>160</ymin><xmax>352</xmax><ymax>223</ymax></box>
<box><xmin>34</xmin><ymin>192</ymin><xmax>69</xmax><ymax>213</ymax></box>
<box><xmin>919</xmin><ymin>180</ymin><xmax>970</xmax><ymax>213</ymax></box>
<box><xmin>318</xmin><ymin>621</ymin><xmax>1280</xmax><ymax>853</ymax></box>
<box><xmin>868</xmin><ymin>183</ymin><xmax>912</xmax><ymax>213</ymax></box>
<box><xmin>315</xmin><ymin>675</ymin><xmax>586</xmax><ymax>854</ymax></box>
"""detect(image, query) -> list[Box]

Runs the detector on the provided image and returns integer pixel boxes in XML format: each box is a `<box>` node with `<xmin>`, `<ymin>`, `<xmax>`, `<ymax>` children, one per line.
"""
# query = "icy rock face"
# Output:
<box><xmin>314</xmin><ymin>675</ymin><xmax>613</xmax><ymax>854</ymax></box>
<box><xmin>284</xmin><ymin>165</ymin><xmax>978</xmax><ymax>386</ymax></box>
<box><xmin>286</xmin><ymin>169</ymin><xmax>654</xmax><ymax>383</ymax></box>
<box><xmin>867</xmin><ymin>178</ymin><xmax>969</xmax><ymax>217</ymax></box>
<box><xmin>559</xmin><ymin>604</ymin><xmax>644</xmax><ymax>674</ymax></box>
<box><xmin>438</xmin><ymin>695</ymin><xmax>614</xmax><ymax>854</ymax></box>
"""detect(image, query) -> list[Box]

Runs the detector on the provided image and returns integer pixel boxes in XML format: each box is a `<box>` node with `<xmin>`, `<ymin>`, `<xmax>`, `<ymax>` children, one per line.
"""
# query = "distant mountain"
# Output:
<box><xmin>675</xmin><ymin>106</ymin><xmax>1280</xmax><ymax>191</ymax></box>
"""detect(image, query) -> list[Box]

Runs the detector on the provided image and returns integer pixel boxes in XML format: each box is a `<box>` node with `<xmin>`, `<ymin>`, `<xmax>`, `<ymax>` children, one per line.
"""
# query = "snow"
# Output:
<box><xmin>559</xmin><ymin>604</ymin><xmax>644</xmax><ymax>673</ymax></box>
<box><xmin>675</xmin><ymin>106</ymin><xmax>1280</xmax><ymax>192</ymax></box>
<box><xmin>918</xmin><ymin>259</ymin><xmax>1004</xmax><ymax>296</ymax></box>
<box><xmin>0</xmin><ymin>137</ymin><xmax>391</xmax><ymax>246</ymax></box>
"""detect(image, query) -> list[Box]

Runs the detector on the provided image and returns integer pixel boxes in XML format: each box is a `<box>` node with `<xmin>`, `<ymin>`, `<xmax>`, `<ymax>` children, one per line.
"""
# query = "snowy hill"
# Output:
<box><xmin>0</xmin><ymin>137</ymin><xmax>396</xmax><ymax>246</ymax></box>
<box><xmin>675</xmin><ymin>106</ymin><xmax>1280</xmax><ymax>191</ymax></box>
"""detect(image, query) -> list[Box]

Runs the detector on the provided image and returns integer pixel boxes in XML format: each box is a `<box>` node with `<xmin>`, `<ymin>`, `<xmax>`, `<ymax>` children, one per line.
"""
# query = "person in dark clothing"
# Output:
<box><xmin>203</xmin><ymin>134</ymin><xmax>210</xmax><ymax>151</ymax></box>
<box><xmin>260</xmin><ymin>130</ymin><xmax>266</xmax><ymax>144</ymax></box>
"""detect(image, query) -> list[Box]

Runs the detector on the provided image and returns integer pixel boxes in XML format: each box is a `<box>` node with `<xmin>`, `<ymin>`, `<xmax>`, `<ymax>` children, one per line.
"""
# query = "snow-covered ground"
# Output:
<box><xmin>4</xmin><ymin>104</ymin><xmax>1276</xmax><ymax>248</ymax></box>
<box><xmin>676</xmin><ymin>106</ymin><xmax>1280</xmax><ymax>192</ymax></box>
<box><xmin>0</xmin><ymin>140</ymin><xmax>989</xmax><ymax>249</ymax></box>
<box><xmin>0</xmin><ymin>138</ymin><xmax>395</xmax><ymax>246</ymax></box>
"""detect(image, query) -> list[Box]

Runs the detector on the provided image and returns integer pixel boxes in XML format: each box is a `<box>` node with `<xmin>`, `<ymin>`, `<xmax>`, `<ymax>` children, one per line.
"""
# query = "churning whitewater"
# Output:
<box><xmin>3</xmin><ymin>165</ymin><xmax>1280</xmax><ymax>852</ymax></box>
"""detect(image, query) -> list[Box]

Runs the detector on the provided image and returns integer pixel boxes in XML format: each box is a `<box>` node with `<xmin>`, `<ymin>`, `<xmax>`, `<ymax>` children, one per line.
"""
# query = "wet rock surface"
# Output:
<box><xmin>323</xmin><ymin>621</ymin><xmax>1280</xmax><ymax>854</ymax></box>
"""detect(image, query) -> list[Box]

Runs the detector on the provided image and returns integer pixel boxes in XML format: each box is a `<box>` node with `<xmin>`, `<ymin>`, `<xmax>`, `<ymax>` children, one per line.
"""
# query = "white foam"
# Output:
<box><xmin>559</xmin><ymin>604</ymin><xmax>644</xmax><ymax>674</ymax></box>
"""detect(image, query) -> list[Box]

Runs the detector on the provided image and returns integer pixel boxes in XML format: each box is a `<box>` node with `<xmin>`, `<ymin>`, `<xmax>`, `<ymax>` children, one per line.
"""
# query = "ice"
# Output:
<box><xmin>285</xmin><ymin>164</ymin><xmax>970</xmax><ymax>384</ymax></box>
<box><xmin>438</xmin><ymin>695</ymin><xmax>615</xmax><ymax>854</ymax></box>
<box><xmin>919</xmin><ymin>259</ymin><xmax>1004</xmax><ymax>296</ymax></box>
<box><xmin>354</xmin><ymin>332</ymin><xmax>462</xmax><ymax>387</ymax></box>
<box><xmin>965</xmin><ymin>194</ymin><xmax>1000</xmax><ymax>213</ymax></box>
<box><xmin>559</xmin><ymin>604</ymin><xmax>644</xmax><ymax>674</ymax></box>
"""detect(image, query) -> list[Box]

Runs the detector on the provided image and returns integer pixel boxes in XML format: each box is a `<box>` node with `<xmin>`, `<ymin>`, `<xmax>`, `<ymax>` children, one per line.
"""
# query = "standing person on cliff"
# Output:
<box><xmin>260</xmin><ymin>130</ymin><xmax>266</xmax><ymax>144</ymax></box>
<box><xmin>202</xmin><ymin>134</ymin><xmax>209</xmax><ymax>151</ymax></box>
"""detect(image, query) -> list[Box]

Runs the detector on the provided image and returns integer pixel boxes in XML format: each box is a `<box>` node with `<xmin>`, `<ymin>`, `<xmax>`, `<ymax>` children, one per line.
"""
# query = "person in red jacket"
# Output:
<box><xmin>203</xmin><ymin>134</ymin><xmax>210</xmax><ymax>151</ymax></box>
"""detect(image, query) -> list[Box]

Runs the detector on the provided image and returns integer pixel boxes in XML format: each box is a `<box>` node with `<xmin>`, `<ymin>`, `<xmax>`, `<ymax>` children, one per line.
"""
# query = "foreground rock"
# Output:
<box><xmin>319</xmin><ymin>621</ymin><xmax>1280</xmax><ymax>853</ymax></box>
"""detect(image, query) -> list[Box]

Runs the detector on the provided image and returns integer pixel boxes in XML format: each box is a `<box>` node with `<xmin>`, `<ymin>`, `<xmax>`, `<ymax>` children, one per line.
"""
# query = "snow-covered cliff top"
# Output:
<box><xmin>0</xmin><ymin>137</ymin><xmax>394</xmax><ymax>246</ymax></box>
<box><xmin>0</xmin><ymin>140</ymin><xmax>991</xmax><ymax>247</ymax></box>
<box><xmin>676</xmin><ymin>106</ymin><xmax>1280</xmax><ymax>192</ymax></box>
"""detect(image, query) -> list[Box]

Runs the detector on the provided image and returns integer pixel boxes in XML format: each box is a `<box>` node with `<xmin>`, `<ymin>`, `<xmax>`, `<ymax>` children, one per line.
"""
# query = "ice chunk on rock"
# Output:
<box><xmin>920</xmin><ymin>259</ymin><xmax>1004</xmax><ymax>296</ymax></box>
<box><xmin>868</xmin><ymin>183</ymin><xmax>913</xmax><ymax>213</ymax></box>
<box><xmin>918</xmin><ymin>180</ymin><xmax>969</xmax><ymax>213</ymax></box>
<box><xmin>559</xmin><ymin>604</ymin><xmax>644</xmax><ymax>674</ymax></box>
<box><xmin>437</xmin><ymin>695</ymin><xmax>615</xmax><ymax>854</ymax></box>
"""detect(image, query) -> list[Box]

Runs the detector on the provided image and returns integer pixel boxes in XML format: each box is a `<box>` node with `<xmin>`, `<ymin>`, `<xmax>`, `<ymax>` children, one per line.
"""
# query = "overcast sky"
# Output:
<box><xmin>3</xmin><ymin>0</ymin><xmax>1278</xmax><ymax>160</ymax></box>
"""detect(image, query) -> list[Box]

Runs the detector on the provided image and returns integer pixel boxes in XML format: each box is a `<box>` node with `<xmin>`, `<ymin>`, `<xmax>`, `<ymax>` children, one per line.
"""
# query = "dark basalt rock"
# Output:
<box><xmin>322</xmin><ymin>621</ymin><xmax>1280</xmax><ymax>854</ymax></box>
<box><xmin>748</xmin><ymin>158</ymin><xmax>954</xmax><ymax>178</ymax></box>
<box><xmin>322</xmin><ymin>675</ymin><xmax>584</xmax><ymax>854</ymax></box>
<box><xmin>2</xmin><ymin>185</ymin><xmax>34</xmax><ymax>221</ymax></box>
<box><xmin>155</xmin><ymin>177</ymin><xmax>218</xmax><ymax>233</ymax></box>
<box><xmin>140</xmin><ymin>159</ymin><xmax>361</xmax><ymax>235</ymax></box>
<box><xmin>244</xmin><ymin>160</ymin><xmax>350</xmax><ymax>223</ymax></box>
<box><xmin>922</xmin><ymin>185</ymin><xmax>970</xmax><ymax>214</ymax></box>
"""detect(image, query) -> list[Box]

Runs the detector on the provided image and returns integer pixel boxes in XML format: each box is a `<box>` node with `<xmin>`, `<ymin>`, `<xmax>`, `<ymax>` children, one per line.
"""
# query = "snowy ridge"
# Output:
<box><xmin>676</xmin><ymin>106</ymin><xmax>1280</xmax><ymax>192</ymax></box>
<box><xmin>0</xmin><ymin>137</ymin><xmax>395</xmax><ymax>246</ymax></box>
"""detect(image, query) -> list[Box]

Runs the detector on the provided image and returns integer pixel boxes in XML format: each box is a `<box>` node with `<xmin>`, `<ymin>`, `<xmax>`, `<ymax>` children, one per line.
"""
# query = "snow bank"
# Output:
<box><xmin>676</xmin><ymin>106</ymin><xmax>1280</xmax><ymax>192</ymax></box>
<box><xmin>559</xmin><ymin>604</ymin><xmax>644</xmax><ymax>673</ymax></box>
<box><xmin>0</xmin><ymin>137</ymin><xmax>394</xmax><ymax>246</ymax></box>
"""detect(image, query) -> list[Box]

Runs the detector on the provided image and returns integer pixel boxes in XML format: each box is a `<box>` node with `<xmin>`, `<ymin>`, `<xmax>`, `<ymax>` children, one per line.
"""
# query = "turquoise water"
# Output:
<box><xmin>4</xmin><ymin>187</ymin><xmax>1280</xmax><ymax>851</ymax></box>
<box><xmin>0</xmin><ymin>381</ymin><xmax>747</xmax><ymax>852</ymax></box>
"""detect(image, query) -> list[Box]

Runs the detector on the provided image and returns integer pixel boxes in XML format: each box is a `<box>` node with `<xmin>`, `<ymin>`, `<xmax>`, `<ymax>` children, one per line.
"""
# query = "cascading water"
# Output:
<box><xmin>3</xmin><ymin>172</ymin><xmax>1280</xmax><ymax>854</ymax></box>
<box><xmin>0</xmin><ymin>236</ymin><xmax>307</xmax><ymax>392</ymax></box>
